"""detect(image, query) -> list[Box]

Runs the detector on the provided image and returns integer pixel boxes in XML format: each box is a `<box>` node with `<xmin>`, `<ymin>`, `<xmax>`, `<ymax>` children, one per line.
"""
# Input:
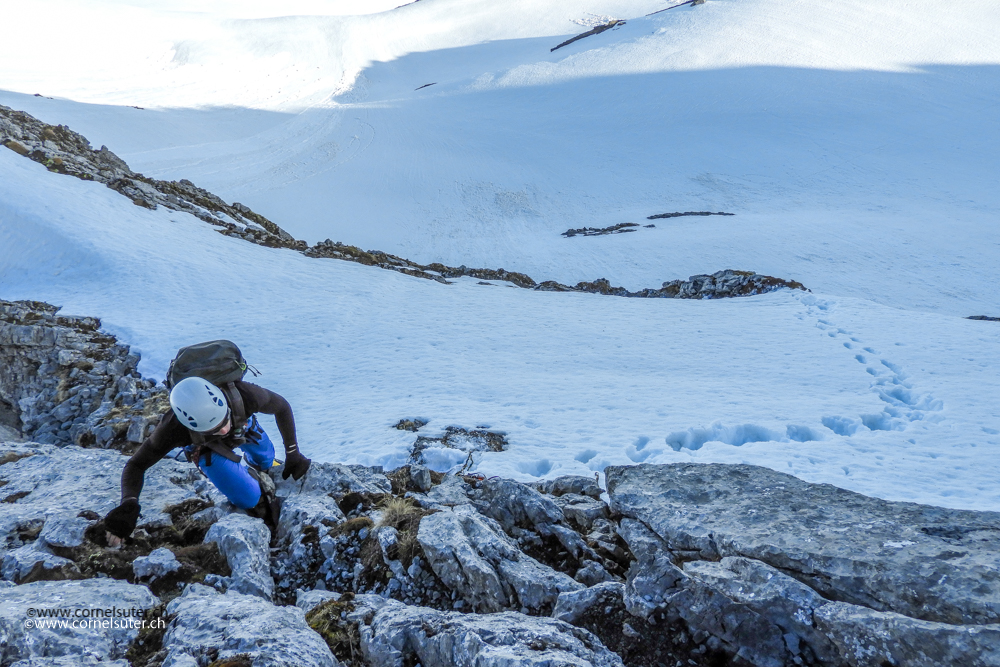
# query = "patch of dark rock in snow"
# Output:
<box><xmin>0</xmin><ymin>299</ymin><xmax>167</xmax><ymax>449</ymax></box>
<box><xmin>536</xmin><ymin>270</ymin><xmax>807</xmax><ymax>299</ymax></box>
<box><xmin>607</xmin><ymin>462</ymin><xmax>1000</xmax><ymax>666</ymax></box>
<box><xmin>551</xmin><ymin>19</ymin><xmax>626</xmax><ymax>52</ymax></box>
<box><xmin>408</xmin><ymin>426</ymin><xmax>509</xmax><ymax>469</ymax></box>
<box><xmin>0</xmin><ymin>105</ymin><xmax>301</xmax><ymax>249</ymax></box>
<box><xmin>562</xmin><ymin>222</ymin><xmax>641</xmax><ymax>237</ymax></box>
<box><xmin>646</xmin><ymin>211</ymin><xmax>735</xmax><ymax>220</ymax></box>
<box><xmin>967</xmin><ymin>315</ymin><xmax>1000</xmax><ymax>321</ymax></box>
<box><xmin>391</xmin><ymin>417</ymin><xmax>427</xmax><ymax>432</ymax></box>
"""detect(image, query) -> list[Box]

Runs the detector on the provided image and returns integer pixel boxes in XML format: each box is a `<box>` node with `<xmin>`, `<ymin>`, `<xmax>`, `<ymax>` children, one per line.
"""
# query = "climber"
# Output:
<box><xmin>102</xmin><ymin>376</ymin><xmax>310</xmax><ymax>546</ymax></box>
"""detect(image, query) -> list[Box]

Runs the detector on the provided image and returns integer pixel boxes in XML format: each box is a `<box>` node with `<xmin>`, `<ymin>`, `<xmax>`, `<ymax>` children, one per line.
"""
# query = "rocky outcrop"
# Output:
<box><xmin>0</xmin><ymin>105</ymin><xmax>301</xmax><ymax>249</ymax></box>
<box><xmin>0</xmin><ymin>579</ymin><xmax>158</xmax><ymax>664</ymax></box>
<box><xmin>203</xmin><ymin>513</ymin><xmax>274</xmax><ymax>600</ymax></box>
<box><xmin>0</xmin><ymin>442</ymin><xmax>202</xmax><ymax>558</ymax></box>
<box><xmin>0</xmin><ymin>299</ymin><xmax>166</xmax><ymax>448</ymax></box>
<box><xmin>352</xmin><ymin>594</ymin><xmax>625</xmax><ymax>667</ymax></box>
<box><xmin>417</xmin><ymin>504</ymin><xmax>583</xmax><ymax>614</ymax></box>
<box><xmin>607</xmin><ymin>463</ymin><xmax>1000</xmax><ymax>666</ymax></box>
<box><xmin>159</xmin><ymin>584</ymin><xmax>338</xmax><ymax>666</ymax></box>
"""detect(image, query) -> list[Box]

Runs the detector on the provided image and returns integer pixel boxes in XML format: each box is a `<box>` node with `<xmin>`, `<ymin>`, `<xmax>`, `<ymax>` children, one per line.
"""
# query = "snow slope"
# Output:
<box><xmin>2</xmin><ymin>0</ymin><xmax>998</xmax><ymax>314</ymax></box>
<box><xmin>1</xmin><ymin>0</ymin><xmax>999</xmax><ymax>509</ymax></box>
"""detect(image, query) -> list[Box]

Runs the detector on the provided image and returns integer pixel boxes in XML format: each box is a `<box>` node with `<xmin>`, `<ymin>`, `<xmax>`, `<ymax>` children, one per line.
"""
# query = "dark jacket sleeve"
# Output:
<box><xmin>120</xmin><ymin>412</ymin><xmax>189</xmax><ymax>502</ymax></box>
<box><xmin>239</xmin><ymin>382</ymin><xmax>299</xmax><ymax>455</ymax></box>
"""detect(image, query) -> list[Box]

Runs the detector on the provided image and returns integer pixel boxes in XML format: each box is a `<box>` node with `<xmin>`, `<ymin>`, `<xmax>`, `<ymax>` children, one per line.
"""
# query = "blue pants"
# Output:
<box><xmin>193</xmin><ymin>416</ymin><xmax>275</xmax><ymax>509</ymax></box>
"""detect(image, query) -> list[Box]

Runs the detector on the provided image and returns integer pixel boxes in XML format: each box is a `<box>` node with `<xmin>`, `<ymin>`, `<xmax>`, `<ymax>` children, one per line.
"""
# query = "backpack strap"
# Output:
<box><xmin>222</xmin><ymin>382</ymin><xmax>247</xmax><ymax>431</ymax></box>
<box><xmin>188</xmin><ymin>429</ymin><xmax>242</xmax><ymax>464</ymax></box>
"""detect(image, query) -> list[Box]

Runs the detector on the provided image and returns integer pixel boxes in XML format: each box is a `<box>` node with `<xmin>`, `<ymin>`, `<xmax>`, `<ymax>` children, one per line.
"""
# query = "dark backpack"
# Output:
<box><xmin>167</xmin><ymin>339</ymin><xmax>250</xmax><ymax>389</ymax></box>
<box><xmin>167</xmin><ymin>340</ymin><xmax>259</xmax><ymax>464</ymax></box>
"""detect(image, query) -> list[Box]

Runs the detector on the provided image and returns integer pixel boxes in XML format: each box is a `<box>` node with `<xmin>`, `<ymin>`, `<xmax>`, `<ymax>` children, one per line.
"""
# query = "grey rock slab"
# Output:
<box><xmin>38</xmin><ymin>513</ymin><xmax>90</xmax><ymax>549</ymax></box>
<box><xmin>0</xmin><ymin>579</ymin><xmax>157</xmax><ymax>665</ymax></box>
<box><xmin>358</xmin><ymin>596</ymin><xmax>624</xmax><ymax>667</ymax></box>
<box><xmin>1</xmin><ymin>541</ymin><xmax>77</xmax><ymax>582</ymax></box>
<box><xmin>162</xmin><ymin>584</ymin><xmax>339</xmax><ymax>667</ymax></box>
<box><xmin>552</xmin><ymin>493</ymin><xmax>610</xmax><ymax>531</ymax></box>
<box><xmin>133</xmin><ymin>546</ymin><xmax>182</xmax><ymax>581</ymax></box>
<box><xmin>815</xmin><ymin>602</ymin><xmax>1000</xmax><ymax>667</ymax></box>
<box><xmin>683</xmin><ymin>556</ymin><xmax>841</xmax><ymax>664</ymax></box>
<box><xmin>0</xmin><ymin>442</ymin><xmax>203</xmax><ymax>552</ymax></box>
<box><xmin>417</xmin><ymin>504</ymin><xmax>582</xmax><ymax>613</ymax></box>
<box><xmin>469</xmin><ymin>477</ymin><xmax>564</xmax><ymax>532</ymax></box>
<box><xmin>618</xmin><ymin>518</ymin><xmax>790</xmax><ymax>667</ymax></box>
<box><xmin>277</xmin><ymin>492</ymin><xmax>345</xmax><ymax>545</ymax></box>
<box><xmin>607</xmin><ymin>463</ymin><xmax>1000</xmax><ymax>625</ymax></box>
<box><xmin>410</xmin><ymin>474</ymin><xmax>471</xmax><ymax>509</ymax></box>
<box><xmin>553</xmin><ymin>582</ymin><xmax>625</xmax><ymax>625</ymax></box>
<box><xmin>204</xmin><ymin>513</ymin><xmax>274</xmax><ymax>600</ymax></box>
<box><xmin>533</xmin><ymin>475</ymin><xmax>603</xmax><ymax>500</ymax></box>
<box><xmin>276</xmin><ymin>461</ymin><xmax>390</xmax><ymax>501</ymax></box>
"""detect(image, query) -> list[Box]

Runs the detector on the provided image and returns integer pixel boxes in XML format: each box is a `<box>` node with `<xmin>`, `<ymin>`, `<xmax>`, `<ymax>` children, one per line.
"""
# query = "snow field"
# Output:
<box><xmin>2</xmin><ymin>148</ymin><xmax>998</xmax><ymax>511</ymax></box>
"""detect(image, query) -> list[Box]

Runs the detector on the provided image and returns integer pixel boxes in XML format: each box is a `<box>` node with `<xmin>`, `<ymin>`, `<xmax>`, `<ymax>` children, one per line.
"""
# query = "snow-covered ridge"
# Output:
<box><xmin>1</xmin><ymin>104</ymin><xmax>806</xmax><ymax>300</ymax></box>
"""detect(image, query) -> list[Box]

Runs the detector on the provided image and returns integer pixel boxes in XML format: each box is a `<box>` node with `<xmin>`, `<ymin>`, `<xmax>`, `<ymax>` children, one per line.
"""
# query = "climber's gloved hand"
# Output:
<box><xmin>282</xmin><ymin>450</ymin><xmax>311</xmax><ymax>481</ymax></box>
<box><xmin>104</xmin><ymin>497</ymin><xmax>140</xmax><ymax>541</ymax></box>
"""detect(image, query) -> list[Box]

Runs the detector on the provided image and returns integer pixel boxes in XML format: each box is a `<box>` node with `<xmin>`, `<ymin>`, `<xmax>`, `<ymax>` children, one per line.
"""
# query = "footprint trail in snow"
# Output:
<box><xmin>625</xmin><ymin>294</ymin><xmax>945</xmax><ymax>460</ymax></box>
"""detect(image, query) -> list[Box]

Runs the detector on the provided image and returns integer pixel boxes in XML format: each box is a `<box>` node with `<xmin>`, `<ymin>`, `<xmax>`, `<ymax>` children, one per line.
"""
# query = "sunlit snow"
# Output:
<box><xmin>1</xmin><ymin>0</ymin><xmax>998</xmax><ymax>510</ymax></box>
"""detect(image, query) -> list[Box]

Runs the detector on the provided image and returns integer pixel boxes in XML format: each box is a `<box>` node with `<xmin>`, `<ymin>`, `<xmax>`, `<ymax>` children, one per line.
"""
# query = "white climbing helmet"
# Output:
<box><xmin>169</xmin><ymin>377</ymin><xmax>229</xmax><ymax>432</ymax></box>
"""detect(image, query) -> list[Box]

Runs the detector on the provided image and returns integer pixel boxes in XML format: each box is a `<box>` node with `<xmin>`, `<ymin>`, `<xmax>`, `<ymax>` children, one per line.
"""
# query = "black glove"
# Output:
<box><xmin>282</xmin><ymin>450</ymin><xmax>311</xmax><ymax>480</ymax></box>
<box><xmin>104</xmin><ymin>498</ymin><xmax>140</xmax><ymax>539</ymax></box>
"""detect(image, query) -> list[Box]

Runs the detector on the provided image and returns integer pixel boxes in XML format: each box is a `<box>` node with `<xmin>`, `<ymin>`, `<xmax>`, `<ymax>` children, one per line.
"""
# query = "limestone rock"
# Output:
<box><xmin>133</xmin><ymin>546</ymin><xmax>182</xmax><ymax>581</ymax></box>
<box><xmin>356</xmin><ymin>595</ymin><xmax>624</xmax><ymax>667</ymax></box>
<box><xmin>1</xmin><ymin>541</ymin><xmax>77</xmax><ymax>583</ymax></box>
<box><xmin>277</xmin><ymin>492</ymin><xmax>345</xmax><ymax>544</ymax></box>
<box><xmin>204</xmin><ymin>513</ymin><xmax>274</xmax><ymax>600</ymax></box>
<box><xmin>417</xmin><ymin>504</ymin><xmax>582</xmax><ymax>613</ymax></box>
<box><xmin>553</xmin><ymin>582</ymin><xmax>625</xmax><ymax>626</ymax></box>
<box><xmin>468</xmin><ymin>477</ymin><xmax>564</xmax><ymax>532</ymax></box>
<box><xmin>296</xmin><ymin>589</ymin><xmax>341</xmax><ymax>613</ymax></box>
<box><xmin>277</xmin><ymin>461</ymin><xmax>391</xmax><ymax>503</ymax></box>
<box><xmin>609</xmin><ymin>463</ymin><xmax>1000</xmax><ymax>667</ymax></box>
<box><xmin>411</xmin><ymin>473</ymin><xmax>471</xmax><ymax>509</ymax></box>
<box><xmin>533</xmin><ymin>475</ymin><xmax>603</xmax><ymax>499</ymax></box>
<box><xmin>0</xmin><ymin>579</ymin><xmax>156</xmax><ymax>664</ymax></box>
<box><xmin>552</xmin><ymin>493</ymin><xmax>610</xmax><ymax>531</ymax></box>
<box><xmin>162</xmin><ymin>584</ymin><xmax>338</xmax><ymax>666</ymax></box>
<box><xmin>815</xmin><ymin>601</ymin><xmax>1000</xmax><ymax>667</ymax></box>
<box><xmin>38</xmin><ymin>513</ymin><xmax>90</xmax><ymax>549</ymax></box>
<box><xmin>0</xmin><ymin>299</ymin><xmax>167</xmax><ymax>448</ymax></box>
<box><xmin>0</xmin><ymin>442</ymin><xmax>202</xmax><ymax>561</ymax></box>
<box><xmin>607</xmin><ymin>463</ymin><xmax>1000</xmax><ymax>625</ymax></box>
<box><xmin>409</xmin><ymin>463</ymin><xmax>432</xmax><ymax>492</ymax></box>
